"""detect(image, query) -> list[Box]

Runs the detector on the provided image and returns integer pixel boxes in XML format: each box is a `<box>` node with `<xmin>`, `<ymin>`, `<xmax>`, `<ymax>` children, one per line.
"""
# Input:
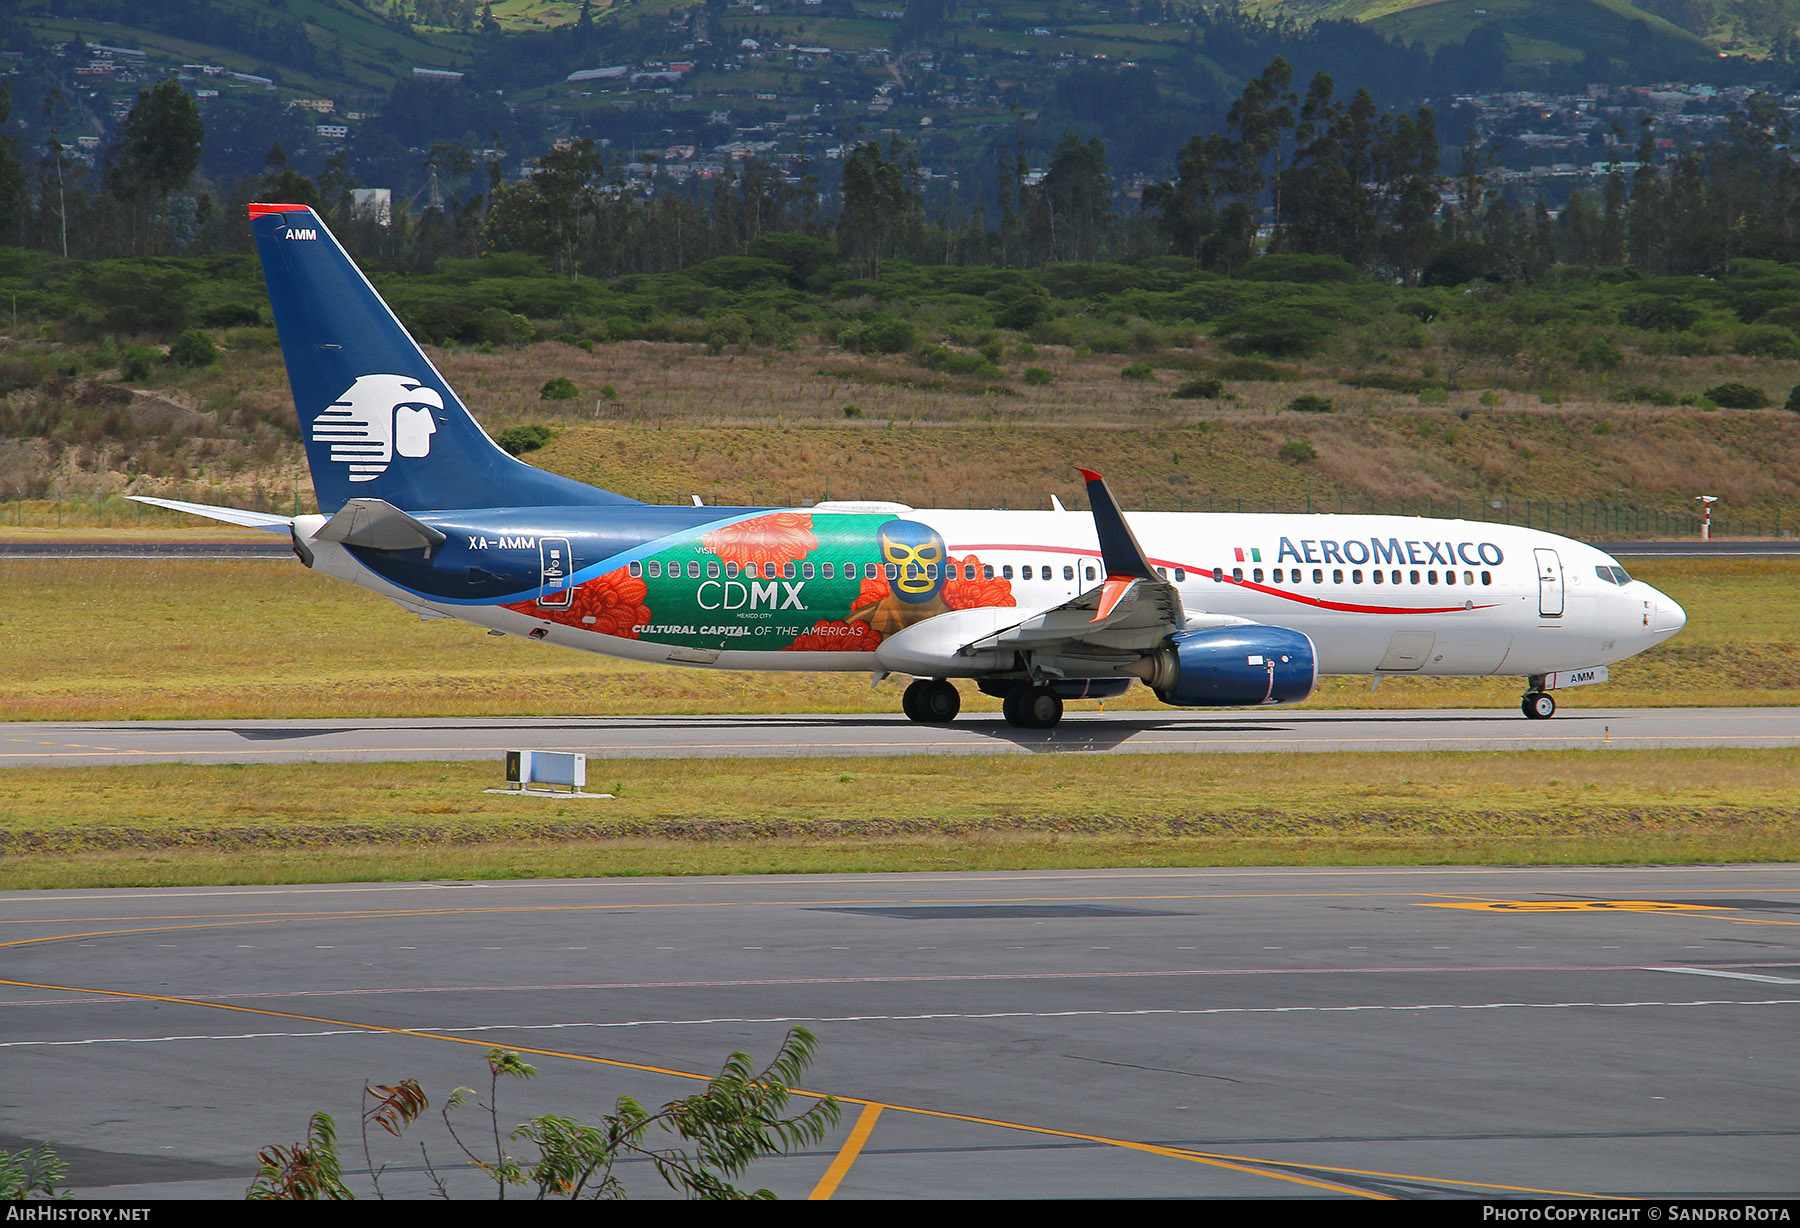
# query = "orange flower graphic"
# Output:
<box><xmin>701</xmin><ymin>512</ymin><xmax>817</xmax><ymax>570</ymax></box>
<box><xmin>503</xmin><ymin>567</ymin><xmax>650</xmax><ymax>639</ymax></box>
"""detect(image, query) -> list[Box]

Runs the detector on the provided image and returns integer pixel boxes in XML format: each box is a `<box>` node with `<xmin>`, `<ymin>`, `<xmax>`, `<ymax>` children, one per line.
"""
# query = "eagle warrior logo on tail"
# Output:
<box><xmin>312</xmin><ymin>374</ymin><xmax>443</xmax><ymax>481</ymax></box>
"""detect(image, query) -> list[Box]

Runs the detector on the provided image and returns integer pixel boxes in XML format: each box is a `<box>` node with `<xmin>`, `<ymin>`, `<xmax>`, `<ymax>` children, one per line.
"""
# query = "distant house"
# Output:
<box><xmin>411</xmin><ymin>67</ymin><xmax>464</xmax><ymax>81</ymax></box>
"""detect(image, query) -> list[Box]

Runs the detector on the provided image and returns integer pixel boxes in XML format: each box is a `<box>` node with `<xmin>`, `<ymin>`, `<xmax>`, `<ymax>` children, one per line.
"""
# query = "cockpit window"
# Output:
<box><xmin>1595</xmin><ymin>565</ymin><xmax>1633</xmax><ymax>586</ymax></box>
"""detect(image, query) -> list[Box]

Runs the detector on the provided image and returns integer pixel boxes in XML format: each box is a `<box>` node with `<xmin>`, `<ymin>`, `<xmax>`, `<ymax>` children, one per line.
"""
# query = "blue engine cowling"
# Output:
<box><xmin>1137</xmin><ymin>625</ymin><xmax>1318</xmax><ymax>707</ymax></box>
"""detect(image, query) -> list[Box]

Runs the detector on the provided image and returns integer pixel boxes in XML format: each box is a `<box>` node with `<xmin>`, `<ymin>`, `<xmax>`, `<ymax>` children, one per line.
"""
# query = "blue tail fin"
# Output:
<box><xmin>250</xmin><ymin>203</ymin><xmax>638</xmax><ymax>514</ymax></box>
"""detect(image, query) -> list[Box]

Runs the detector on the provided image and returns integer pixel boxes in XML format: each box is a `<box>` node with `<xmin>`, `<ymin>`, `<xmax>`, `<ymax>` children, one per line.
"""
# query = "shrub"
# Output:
<box><xmin>539</xmin><ymin>377</ymin><xmax>579</xmax><ymax>401</ymax></box>
<box><xmin>842</xmin><ymin>404</ymin><xmax>864</xmax><ymax>418</ymax></box>
<box><xmin>1703</xmin><ymin>382</ymin><xmax>1771</xmax><ymax>409</ymax></box>
<box><xmin>599</xmin><ymin>384</ymin><xmax>618</xmax><ymax>402</ymax></box>
<box><xmin>1211</xmin><ymin>304</ymin><xmax>1340</xmax><ymax>356</ymax></box>
<box><xmin>1788</xmin><ymin>385</ymin><xmax>1800</xmax><ymax>413</ymax></box>
<box><xmin>1022</xmin><ymin>367</ymin><xmax>1054</xmax><ymax>386</ymax></box>
<box><xmin>496</xmin><ymin>424</ymin><xmax>556</xmax><ymax>455</ymax></box>
<box><xmin>917</xmin><ymin>345</ymin><xmax>1002</xmax><ymax>379</ymax></box>
<box><xmin>1619</xmin><ymin>385</ymin><xmax>1680</xmax><ymax>406</ymax></box>
<box><xmin>1120</xmin><ymin>361</ymin><xmax>1155</xmax><ymax>381</ymax></box>
<box><xmin>121</xmin><ymin>345</ymin><xmax>159</xmax><ymax>381</ymax></box>
<box><xmin>1734</xmin><ymin>323</ymin><xmax>1800</xmax><ymax>359</ymax></box>
<box><xmin>1341</xmin><ymin>371</ymin><xmax>1427</xmax><ymax>394</ymax></box>
<box><xmin>1212</xmin><ymin>358</ymin><xmax>1298</xmax><ymax>382</ymax></box>
<box><xmin>1417</xmin><ymin>385</ymin><xmax>1449</xmax><ymax>405</ymax></box>
<box><xmin>1278</xmin><ymin>439</ymin><xmax>1317</xmax><ymax>463</ymax></box>
<box><xmin>841</xmin><ymin>313</ymin><xmax>917</xmax><ymax>355</ymax></box>
<box><xmin>1576</xmin><ymin>338</ymin><xmax>1624</xmax><ymax>371</ymax></box>
<box><xmin>1173</xmin><ymin>377</ymin><xmax>1222</xmax><ymax>399</ymax></box>
<box><xmin>169</xmin><ymin>329</ymin><xmax>218</xmax><ymax>368</ymax></box>
<box><xmin>1286</xmin><ymin>394</ymin><xmax>1333</xmax><ymax>413</ymax></box>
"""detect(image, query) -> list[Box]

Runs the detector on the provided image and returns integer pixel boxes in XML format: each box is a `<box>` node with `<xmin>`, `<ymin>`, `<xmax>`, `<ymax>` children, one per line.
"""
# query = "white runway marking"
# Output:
<box><xmin>1652</xmin><ymin>966</ymin><xmax>1800</xmax><ymax>985</ymax></box>
<box><xmin>5</xmin><ymin>998</ymin><xmax>1796</xmax><ymax>1050</ymax></box>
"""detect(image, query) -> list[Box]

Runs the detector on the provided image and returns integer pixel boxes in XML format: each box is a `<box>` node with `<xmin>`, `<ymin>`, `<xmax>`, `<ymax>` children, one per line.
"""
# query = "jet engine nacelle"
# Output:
<box><xmin>1130</xmin><ymin>625</ymin><xmax>1318</xmax><ymax>708</ymax></box>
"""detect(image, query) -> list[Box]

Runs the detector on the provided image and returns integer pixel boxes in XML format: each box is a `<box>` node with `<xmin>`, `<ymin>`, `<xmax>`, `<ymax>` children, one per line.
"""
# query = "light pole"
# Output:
<box><xmin>1696</xmin><ymin>494</ymin><xmax>1718</xmax><ymax>541</ymax></box>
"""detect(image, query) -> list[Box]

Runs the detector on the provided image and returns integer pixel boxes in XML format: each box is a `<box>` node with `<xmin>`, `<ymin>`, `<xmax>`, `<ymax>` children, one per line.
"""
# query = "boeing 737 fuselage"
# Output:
<box><xmin>135</xmin><ymin>205</ymin><xmax>1688</xmax><ymax>729</ymax></box>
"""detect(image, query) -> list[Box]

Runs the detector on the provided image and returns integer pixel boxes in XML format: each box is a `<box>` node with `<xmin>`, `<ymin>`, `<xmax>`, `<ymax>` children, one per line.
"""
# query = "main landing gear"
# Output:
<box><xmin>1521</xmin><ymin>689</ymin><xmax>1556</xmax><ymax>720</ymax></box>
<box><xmin>1001</xmin><ymin>684</ymin><xmax>1064</xmax><ymax>730</ymax></box>
<box><xmin>901</xmin><ymin>678</ymin><xmax>961</xmax><ymax>724</ymax></box>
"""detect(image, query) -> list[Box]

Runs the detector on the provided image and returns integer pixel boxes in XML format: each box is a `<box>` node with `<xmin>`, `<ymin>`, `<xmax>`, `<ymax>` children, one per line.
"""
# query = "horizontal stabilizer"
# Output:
<box><xmin>127</xmin><ymin>496</ymin><xmax>293</xmax><ymax>533</ymax></box>
<box><xmin>314</xmin><ymin>498</ymin><xmax>448</xmax><ymax>553</ymax></box>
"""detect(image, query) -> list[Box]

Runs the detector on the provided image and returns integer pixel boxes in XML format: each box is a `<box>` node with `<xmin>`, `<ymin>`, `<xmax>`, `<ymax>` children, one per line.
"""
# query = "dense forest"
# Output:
<box><xmin>5</xmin><ymin>56</ymin><xmax>1800</xmax><ymax>286</ymax></box>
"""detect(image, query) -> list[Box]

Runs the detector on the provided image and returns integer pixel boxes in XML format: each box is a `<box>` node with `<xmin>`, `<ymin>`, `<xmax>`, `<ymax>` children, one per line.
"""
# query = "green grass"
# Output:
<box><xmin>1</xmin><ymin>556</ymin><xmax>1794</xmax><ymax>721</ymax></box>
<box><xmin>1</xmin><ymin>750</ymin><xmax>1795</xmax><ymax>888</ymax></box>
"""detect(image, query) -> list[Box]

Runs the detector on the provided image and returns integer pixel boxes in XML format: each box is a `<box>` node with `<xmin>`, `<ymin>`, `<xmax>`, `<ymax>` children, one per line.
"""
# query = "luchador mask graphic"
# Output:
<box><xmin>879</xmin><ymin>519</ymin><xmax>947</xmax><ymax>604</ymax></box>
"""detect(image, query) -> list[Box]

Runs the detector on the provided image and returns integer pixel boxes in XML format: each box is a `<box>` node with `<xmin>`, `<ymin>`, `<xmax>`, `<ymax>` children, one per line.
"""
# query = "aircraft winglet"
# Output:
<box><xmin>1076</xmin><ymin>468</ymin><xmax>1158</xmax><ymax>581</ymax></box>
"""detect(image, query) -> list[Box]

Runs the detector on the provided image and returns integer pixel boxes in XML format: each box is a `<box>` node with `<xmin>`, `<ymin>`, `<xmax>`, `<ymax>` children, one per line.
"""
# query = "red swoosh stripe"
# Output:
<box><xmin>950</xmin><ymin>542</ymin><xmax>1502</xmax><ymax>617</ymax></box>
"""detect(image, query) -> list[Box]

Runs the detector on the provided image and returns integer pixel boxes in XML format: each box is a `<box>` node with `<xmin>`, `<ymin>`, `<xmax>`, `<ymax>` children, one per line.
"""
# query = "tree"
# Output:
<box><xmin>249</xmin><ymin>1032</ymin><xmax>839</xmax><ymax>1200</ymax></box>
<box><xmin>0</xmin><ymin>87</ymin><xmax>25</xmax><ymax>247</ymax></box>
<box><xmin>1035</xmin><ymin>133</ymin><xmax>1112</xmax><ymax>263</ymax></box>
<box><xmin>107</xmin><ymin>79</ymin><xmax>204</xmax><ymax>254</ymax></box>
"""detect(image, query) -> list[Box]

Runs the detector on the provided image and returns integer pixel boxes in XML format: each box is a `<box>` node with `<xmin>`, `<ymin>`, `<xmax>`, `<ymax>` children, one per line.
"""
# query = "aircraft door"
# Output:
<box><xmin>538</xmin><ymin>537</ymin><xmax>574</xmax><ymax>608</ymax></box>
<box><xmin>1534</xmin><ymin>548</ymin><xmax>1564</xmax><ymax>618</ymax></box>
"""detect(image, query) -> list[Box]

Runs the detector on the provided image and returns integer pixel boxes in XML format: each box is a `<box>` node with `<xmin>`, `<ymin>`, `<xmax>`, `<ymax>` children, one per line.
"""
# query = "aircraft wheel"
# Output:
<box><xmin>1004</xmin><ymin>685</ymin><xmax>1063</xmax><ymax>730</ymax></box>
<box><xmin>901</xmin><ymin>679</ymin><xmax>929</xmax><ymax>723</ymax></box>
<box><xmin>1522</xmin><ymin>691</ymin><xmax>1556</xmax><ymax>720</ymax></box>
<box><xmin>916</xmin><ymin>679</ymin><xmax>961</xmax><ymax>723</ymax></box>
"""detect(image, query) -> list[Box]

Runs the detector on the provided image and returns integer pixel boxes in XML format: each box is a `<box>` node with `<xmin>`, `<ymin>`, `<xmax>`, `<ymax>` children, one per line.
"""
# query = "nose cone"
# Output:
<box><xmin>1647</xmin><ymin>586</ymin><xmax>1686</xmax><ymax>638</ymax></box>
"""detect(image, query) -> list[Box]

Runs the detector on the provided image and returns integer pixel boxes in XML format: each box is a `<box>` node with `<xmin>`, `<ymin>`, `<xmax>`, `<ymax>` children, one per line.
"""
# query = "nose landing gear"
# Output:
<box><xmin>1521</xmin><ymin>689</ymin><xmax>1556</xmax><ymax>720</ymax></box>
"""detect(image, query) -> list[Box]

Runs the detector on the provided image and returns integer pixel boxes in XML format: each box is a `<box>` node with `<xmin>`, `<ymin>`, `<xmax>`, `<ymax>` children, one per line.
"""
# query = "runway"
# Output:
<box><xmin>3</xmin><ymin>865</ymin><xmax>1796</xmax><ymax>1199</ymax></box>
<box><xmin>2</xmin><ymin>707</ymin><xmax>1797</xmax><ymax>767</ymax></box>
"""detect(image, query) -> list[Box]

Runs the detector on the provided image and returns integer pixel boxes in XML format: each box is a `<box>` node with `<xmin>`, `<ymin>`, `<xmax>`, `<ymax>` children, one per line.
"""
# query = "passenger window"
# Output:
<box><xmin>1085</xmin><ymin>565</ymin><xmax>1097</xmax><ymax>581</ymax></box>
<box><xmin>1157</xmin><ymin>566</ymin><xmax>1168</xmax><ymax>579</ymax></box>
<box><xmin>884</xmin><ymin>563</ymin><xmax>898</xmax><ymax>580</ymax></box>
<box><xmin>1065</xmin><ymin>565</ymin><xmax>1076</xmax><ymax>580</ymax></box>
<box><xmin>1427</xmin><ymin>570</ymin><xmax>1437</xmax><ymax>585</ymax></box>
<box><xmin>1481</xmin><ymin>570</ymin><xmax>1492</xmax><ymax>585</ymax></box>
<box><xmin>687</xmin><ymin>561</ymin><xmax>700</xmax><ymax>579</ymax></box>
<box><xmin>1445</xmin><ymin>570</ymin><xmax>1455</xmax><ymax>585</ymax></box>
<box><xmin>1332</xmin><ymin>569</ymin><xmax>1343</xmax><ymax>584</ymax></box>
<box><xmin>821</xmin><ymin>562</ymin><xmax>833</xmax><ymax>579</ymax></box>
<box><xmin>983</xmin><ymin>565</ymin><xmax>994</xmax><ymax>580</ymax></box>
<box><xmin>1313</xmin><ymin>569</ymin><xmax>1324</xmax><ymax>584</ymax></box>
<box><xmin>1212</xmin><ymin>567</ymin><xmax>1222</xmax><ymax>582</ymax></box>
<box><xmin>1392</xmin><ymin>570</ymin><xmax>1402</xmax><ymax>584</ymax></box>
<box><xmin>1409</xmin><ymin>570</ymin><xmax>1420</xmax><ymax>585</ymax></box>
<box><xmin>1352</xmin><ymin>569</ymin><xmax>1362</xmax><ymax>583</ymax></box>
<box><xmin>926</xmin><ymin>563</ymin><xmax>938</xmax><ymax>580</ymax></box>
<box><xmin>802</xmin><ymin>562</ymin><xmax>815</xmax><ymax>579</ymax></box>
<box><xmin>1002</xmin><ymin>565</ymin><xmax>1014</xmax><ymax>580</ymax></box>
<box><xmin>647</xmin><ymin>561</ymin><xmax>661</xmax><ymax>578</ymax></box>
<box><xmin>1252</xmin><ymin>568</ymin><xmax>1263</xmax><ymax>583</ymax></box>
<box><xmin>1232</xmin><ymin>567</ymin><xmax>1243</xmax><ymax>581</ymax></box>
<box><xmin>707</xmin><ymin>560</ymin><xmax>720</xmax><ymax>579</ymax></box>
<box><xmin>725</xmin><ymin>561</ymin><xmax>740</xmax><ymax>579</ymax></box>
<box><xmin>628</xmin><ymin>561</ymin><xmax>642</xmax><ymax>578</ymax></box>
<box><xmin>1372</xmin><ymin>570</ymin><xmax>1383</xmax><ymax>584</ymax></box>
<box><xmin>1464</xmin><ymin>570</ymin><xmax>1474</xmax><ymax>585</ymax></box>
<box><xmin>865</xmin><ymin>563</ymin><xmax>878</xmax><ymax>579</ymax></box>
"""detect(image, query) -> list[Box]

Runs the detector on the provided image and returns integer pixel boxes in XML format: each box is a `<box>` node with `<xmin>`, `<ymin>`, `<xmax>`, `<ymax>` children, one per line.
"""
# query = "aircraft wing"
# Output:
<box><xmin>127</xmin><ymin>496</ymin><xmax>293</xmax><ymax>533</ymax></box>
<box><xmin>969</xmin><ymin>469</ymin><xmax>1185</xmax><ymax>654</ymax></box>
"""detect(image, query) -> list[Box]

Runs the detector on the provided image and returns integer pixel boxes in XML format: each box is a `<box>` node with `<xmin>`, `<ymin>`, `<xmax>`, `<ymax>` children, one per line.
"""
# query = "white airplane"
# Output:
<box><xmin>135</xmin><ymin>205</ymin><xmax>1687</xmax><ymax>729</ymax></box>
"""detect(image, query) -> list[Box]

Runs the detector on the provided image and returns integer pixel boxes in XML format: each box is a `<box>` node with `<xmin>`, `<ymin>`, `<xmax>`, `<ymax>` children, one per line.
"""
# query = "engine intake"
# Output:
<box><xmin>1128</xmin><ymin>626</ymin><xmax>1318</xmax><ymax>707</ymax></box>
